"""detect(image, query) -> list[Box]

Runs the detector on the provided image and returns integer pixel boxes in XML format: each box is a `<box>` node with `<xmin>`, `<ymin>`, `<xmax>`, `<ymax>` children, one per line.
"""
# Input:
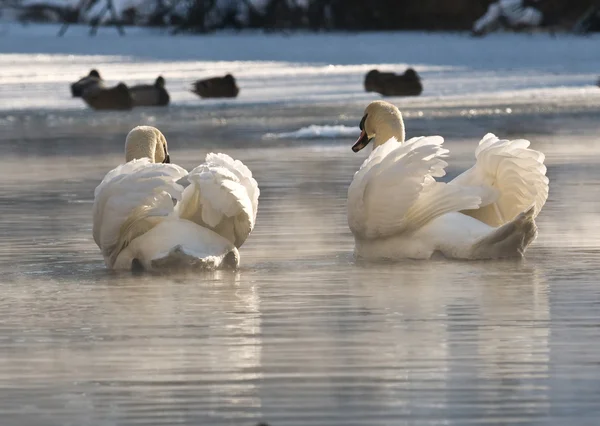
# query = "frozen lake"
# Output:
<box><xmin>1</xmin><ymin>26</ymin><xmax>600</xmax><ymax>425</ymax></box>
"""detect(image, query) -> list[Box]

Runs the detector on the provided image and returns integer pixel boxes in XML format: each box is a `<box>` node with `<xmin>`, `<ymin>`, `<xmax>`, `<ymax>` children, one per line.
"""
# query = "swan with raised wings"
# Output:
<box><xmin>348</xmin><ymin>101</ymin><xmax>548</xmax><ymax>260</ymax></box>
<box><xmin>93</xmin><ymin>126</ymin><xmax>259</xmax><ymax>271</ymax></box>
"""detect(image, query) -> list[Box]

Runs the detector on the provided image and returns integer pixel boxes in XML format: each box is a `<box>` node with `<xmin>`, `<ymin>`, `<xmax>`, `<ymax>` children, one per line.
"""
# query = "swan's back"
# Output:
<box><xmin>92</xmin><ymin>158</ymin><xmax>188</xmax><ymax>267</ymax></box>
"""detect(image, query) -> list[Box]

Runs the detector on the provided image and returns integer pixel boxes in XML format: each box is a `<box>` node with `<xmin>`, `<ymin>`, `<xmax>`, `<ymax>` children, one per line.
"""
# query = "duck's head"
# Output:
<box><xmin>352</xmin><ymin>101</ymin><xmax>406</xmax><ymax>152</ymax></box>
<box><xmin>125</xmin><ymin>126</ymin><xmax>170</xmax><ymax>163</ymax></box>
<box><xmin>71</xmin><ymin>69</ymin><xmax>103</xmax><ymax>97</ymax></box>
<box><xmin>115</xmin><ymin>82</ymin><xmax>130</xmax><ymax>95</ymax></box>
<box><xmin>403</xmin><ymin>68</ymin><xmax>419</xmax><ymax>80</ymax></box>
<box><xmin>155</xmin><ymin>76</ymin><xmax>166</xmax><ymax>88</ymax></box>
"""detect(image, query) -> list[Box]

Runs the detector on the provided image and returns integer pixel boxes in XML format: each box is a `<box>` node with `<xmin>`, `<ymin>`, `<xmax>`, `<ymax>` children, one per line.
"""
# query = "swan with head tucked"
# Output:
<box><xmin>93</xmin><ymin>126</ymin><xmax>259</xmax><ymax>272</ymax></box>
<box><xmin>347</xmin><ymin>101</ymin><xmax>549</xmax><ymax>260</ymax></box>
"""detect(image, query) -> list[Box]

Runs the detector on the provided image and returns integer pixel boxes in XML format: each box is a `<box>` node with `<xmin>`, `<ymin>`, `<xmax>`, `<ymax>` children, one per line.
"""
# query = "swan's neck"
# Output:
<box><xmin>373</xmin><ymin>118</ymin><xmax>405</xmax><ymax>149</ymax></box>
<box><xmin>126</xmin><ymin>137</ymin><xmax>158</xmax><ymax>163</ymax></box>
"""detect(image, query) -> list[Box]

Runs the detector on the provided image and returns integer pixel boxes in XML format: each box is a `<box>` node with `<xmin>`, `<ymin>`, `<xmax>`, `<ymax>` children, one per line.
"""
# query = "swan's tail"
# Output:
<box><xmin>452</xmin><ymin>133</ymin><xmax>549</xmax><ymax>228</ymax></box>
<box><xmin>150</xmin><ymin>244</ymin><xmax>239</xmax><ymax>272</ymax></box>
<box><xmin>470</xmin><ymin>206</ymin><xmax>538</xmax><ymax>259</ymax></box>
<box><xmin>118</xmin><ymin>219</ymin><xmax>240</xmax><ymax>272</ymax></box>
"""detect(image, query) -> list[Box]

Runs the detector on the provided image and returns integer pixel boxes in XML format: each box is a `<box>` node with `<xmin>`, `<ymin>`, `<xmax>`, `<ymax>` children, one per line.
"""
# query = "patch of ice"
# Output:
<box><xmin>263</xmin><ymin>125</ymin><xmax>358</xmax><ymax>140</ymax></box>
<box><xmin>0</xmin><ymin>26</ymin><xmax>599</xmax><ymax>111</ymax></box>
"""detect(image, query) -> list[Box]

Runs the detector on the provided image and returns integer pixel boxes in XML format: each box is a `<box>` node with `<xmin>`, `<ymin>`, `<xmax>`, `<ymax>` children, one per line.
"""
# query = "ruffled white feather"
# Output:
<box><xmin>348</xmin><ymin>136</ymin><xmax>483</xmax><ymax>239</ymax></box>
<box><xmin>451</xmin><ymin>133</ymin><xmax>549</xmax><ymax>227</ymax></box>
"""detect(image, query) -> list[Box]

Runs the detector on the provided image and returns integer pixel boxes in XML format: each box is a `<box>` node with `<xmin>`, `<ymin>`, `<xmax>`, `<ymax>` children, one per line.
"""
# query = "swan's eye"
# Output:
<box><xmin>359</xmin><ymin>114</ymin><xmax>368</xmax><ymax>131</ymax></box>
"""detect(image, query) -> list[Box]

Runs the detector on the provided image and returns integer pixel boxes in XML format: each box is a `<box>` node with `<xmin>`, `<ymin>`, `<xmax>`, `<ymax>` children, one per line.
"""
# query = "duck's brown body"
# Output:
<box><xmin>72</xmin><ymin>70</ymin><xmax>168</xmax><ymax>109</ymax></box>
<box><xmin>130</xmin><ymin>76</ymin><xmax>170</xmax><ymax>107</ymax></box>
<box><xmin>82</xmin><ymin>83</ymin><xmax>133</xmax><ymax>111</ymax></box>
<box><xmin>364</xmin><ymin>68</ymin><xmax>423</xmax><ymax>97</ymax></box>
<box><xmin>191</xmin><ymin>74</ymin><xmax>239</xmax><ymax>98</ymax></box>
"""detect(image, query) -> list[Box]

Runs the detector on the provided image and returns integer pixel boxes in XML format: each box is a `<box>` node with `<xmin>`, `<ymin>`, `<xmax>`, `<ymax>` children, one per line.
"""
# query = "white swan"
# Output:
<box><xmin>347</xmin><ymin>101</ymin><xmax>549</xmax><ymax>260</ymax></box>
<box><xmin>92</xmin><ymin>126</ymin><xmax>259</xmax><ymax>271</ymax></box>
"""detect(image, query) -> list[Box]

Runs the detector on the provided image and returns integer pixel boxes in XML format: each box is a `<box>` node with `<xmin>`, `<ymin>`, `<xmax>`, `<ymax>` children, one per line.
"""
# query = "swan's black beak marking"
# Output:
<box><xmin>163</xmin><ymin>143</ymin><xmax>170</xmax><ymax>163</ymax></box>
<box><xmin>352</xmin><ymin>131</ymin><xmax>371</xmax><ymax>152</ymax></box>
<box><xmin>352</xmin><ymin>114</ymin><xmax>372</xmax><ymax>152</ymax></box>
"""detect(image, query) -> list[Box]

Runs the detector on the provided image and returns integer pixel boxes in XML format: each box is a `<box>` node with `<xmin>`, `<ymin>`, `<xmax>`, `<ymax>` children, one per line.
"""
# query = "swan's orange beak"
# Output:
<box><xmin>352</xmin><ymin>130</ymin><xmax>371</xmax><ymax>152</ymax></box>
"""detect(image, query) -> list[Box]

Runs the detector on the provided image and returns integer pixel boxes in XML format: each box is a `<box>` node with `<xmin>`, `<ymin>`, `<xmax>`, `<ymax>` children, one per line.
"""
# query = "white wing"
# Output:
<box><xmin>451</xmin><ymin>133</ymin><xmax>549</xmax><ymax>227</ymax></box>
<box><xmin>348</xmin><ymin>137</ymin><xmax>483</xmax><ymax>239</ymax></box>
<box><xmin>175</xmin><ymin>153</ymin><xmax>259</xmax><ymax>248</ymax></box>
<box><xmin>92</xmin><ymin>158</ymin><xmax>188</xmax><ymax>268</ymax></box>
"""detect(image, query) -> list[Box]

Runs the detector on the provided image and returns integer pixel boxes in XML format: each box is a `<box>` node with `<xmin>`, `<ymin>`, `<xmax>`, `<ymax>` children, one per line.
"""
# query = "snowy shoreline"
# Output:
<box><xmin>0</xmin><ymin>23</ymin><xmax>599</xmax><ymax>112</ymax></box>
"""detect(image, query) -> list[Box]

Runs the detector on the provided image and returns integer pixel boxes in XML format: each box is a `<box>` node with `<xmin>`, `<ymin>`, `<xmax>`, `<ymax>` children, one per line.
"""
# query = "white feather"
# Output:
<box><xmin>348</xmin><ymin>136</ymin><xmax>482</xmax><ymax>240</ymax></box>
<box><xmin>92</xmin><ymin>161</ymin><xmax>188</xmax><ymax>266</ymax></box>
<box><xmin>176</xmin><ymin>155</ymin><xmax>258</xmax><ymax>248</ymax></box>
<box><xmin>451</xmin><ymin>133</ymin><xmax>549</xmax><ymax>227</ymax></box>
<box><xmin>203</xmin><ymin>152</ymin><xmax>260</xmax><ymax>224</ymax></box>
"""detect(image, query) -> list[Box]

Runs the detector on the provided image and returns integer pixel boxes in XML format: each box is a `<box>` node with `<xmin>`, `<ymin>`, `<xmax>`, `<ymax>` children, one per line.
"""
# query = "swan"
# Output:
<box><xmin>347</xmin><ymin>101</ymin><xmax>549</xmax><ymax>260</ymax></box>
<box><xmin>92</xmin><ymin>126</ymin><xmax>259</xmax><ymax>272</ymax></box>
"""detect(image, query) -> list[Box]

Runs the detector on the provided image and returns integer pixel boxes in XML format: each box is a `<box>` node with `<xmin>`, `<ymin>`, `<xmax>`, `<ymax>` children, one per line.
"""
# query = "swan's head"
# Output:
<box><xmin>125</xmin><ymin>126</ymin><xmax>170</xmax><ymax>163</ymax></box>
<box><xmin>352</xmin><ymin>101</ymin><xmax>406</xmax><ymax>152</ymax></box>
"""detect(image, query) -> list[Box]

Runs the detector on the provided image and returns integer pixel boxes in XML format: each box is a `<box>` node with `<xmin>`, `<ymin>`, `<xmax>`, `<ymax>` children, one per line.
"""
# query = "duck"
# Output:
<box><xmin>81</xmin><ymin>82</ymin><xmax>133</xmax><ymax>111</ymax></box>
<box><xmin>191</xmin><ymin>74</ymin><xmax>240</xmax><ymax>98</ymax></box>
<box><xmin>92</xmin><ymin>126</ymin><xmax>259</xmax><ymax>272</ymax></box>
<box><xmin>130</xmin><ymin>76</ymin><xmax>170</xmax><ymax>107</ymax></box>
<box><xmin>71</xmin><ymin>69</ymin><xmax>104</xmax><ymax>98</ymax></box>
<box><xmin>347</xmin><ymin>101</ymin><xmax>549</xmax><ymax>260</ymax></box>
<box><xmin>364</xmin><ymin>68</ymin><xmax>423</xmax><ymax>97</ymax></box>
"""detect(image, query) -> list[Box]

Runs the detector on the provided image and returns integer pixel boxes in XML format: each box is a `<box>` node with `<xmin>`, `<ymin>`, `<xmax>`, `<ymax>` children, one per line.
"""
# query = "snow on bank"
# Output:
<box><xmin>15</xmin><ymin>0</ymin><xmax>297</xmax><ymax>25</ymax></box>
<box><xmin>0</xmin><ymin>24</ymin><xmax>599</xmax><ymax>111</ymax></box>
<box><xmin>263</xmin><ymin>125</ymin><xmax>358</xmax><ymax>140</ymax></box>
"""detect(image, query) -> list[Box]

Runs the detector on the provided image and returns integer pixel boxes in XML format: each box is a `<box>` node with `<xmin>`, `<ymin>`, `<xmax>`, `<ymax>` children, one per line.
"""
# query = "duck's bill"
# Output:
<box><xmin>352</xmin><ymin>130</ymin><xmax>372</xmax><ymax>152</ymax></box>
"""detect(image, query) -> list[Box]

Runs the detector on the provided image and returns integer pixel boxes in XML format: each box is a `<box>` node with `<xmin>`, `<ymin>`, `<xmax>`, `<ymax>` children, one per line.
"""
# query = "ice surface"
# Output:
<box><xmin>0</xmin><ymin>23</ymin><xmax>598</xmax><ymax>112</ymax></box>
<box><xmin>263</xmin><ymin>125</ymin><xmax>358</xmax><ymax>140</ymax></box>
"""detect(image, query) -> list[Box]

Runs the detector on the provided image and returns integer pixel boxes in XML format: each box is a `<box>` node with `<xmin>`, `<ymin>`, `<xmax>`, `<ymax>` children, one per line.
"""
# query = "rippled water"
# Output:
<box><xmin>1</xmin><ymin>103</ymin><xmax>600</xmax><ymax>426</ymax></box>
